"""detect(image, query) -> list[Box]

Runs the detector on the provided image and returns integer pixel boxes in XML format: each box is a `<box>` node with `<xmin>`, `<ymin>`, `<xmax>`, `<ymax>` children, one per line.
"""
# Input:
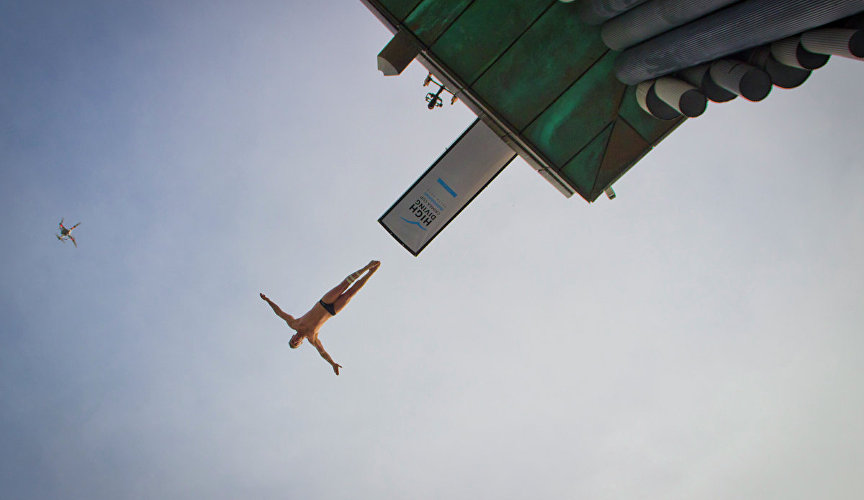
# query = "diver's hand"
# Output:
<box><xmin>332</xmin><ymin>363</ymin><xmax>342</xmax><ymax>376</ymax></box>
<box><xmin>260</xmin><ymin>293</ymin><xmax>270</xmax><ymax>302</ymax></box>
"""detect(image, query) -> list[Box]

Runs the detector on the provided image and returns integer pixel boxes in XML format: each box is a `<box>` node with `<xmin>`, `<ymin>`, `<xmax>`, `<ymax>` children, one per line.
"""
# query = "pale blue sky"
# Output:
<box><xmin>2</xmin><ymin>2</ymin><xmax>863</xmax><ymax>499</ymax></box>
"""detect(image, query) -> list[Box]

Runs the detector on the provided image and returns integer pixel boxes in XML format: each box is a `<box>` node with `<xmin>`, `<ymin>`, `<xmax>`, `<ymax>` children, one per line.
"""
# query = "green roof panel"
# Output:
<box><xmin>472</xmin><ymin>3</ymin><xmax>607</xmax><ymax>131</ymax></box>
<box><xmin>405</xmin><ymin>0</ymin><xmax>473</xmax><ymax>46</ymax></box>
<box><xmin>560</xmin><ymin>123</ymin><xmax>613</xmax><ymax>196</ymax></box>
<box><xmin>376</xmin><ymin>0</ymin><xmax>425</xmax><ymax>22</ymax></box>
<box><xmin>523</xmin><ymin>51</ymin><xmax>625</xmax><ymax>167</ymax></box>
<box><xmin>431</xmin><ymin>0</ymin><xmax>551</xmax><ymax>85</ymax></box>
<box><xmin>589</xmin><ymin>118</ymin><xmax>651</xmax><ymax>200</ymax></box>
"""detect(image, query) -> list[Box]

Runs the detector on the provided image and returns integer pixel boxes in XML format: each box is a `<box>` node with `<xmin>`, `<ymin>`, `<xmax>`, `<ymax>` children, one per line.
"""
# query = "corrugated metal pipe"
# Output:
<box><xmin>771</xmin><ymin>35</ymin><xmax>830</xmax><ymax>69</ymax></box>
<box><xmin>601</xmin><ymin>0</ymin><xmax>739</xmax><ymax>51</ymax></box>
<box><xmin>678</xmin><ymin>64</ymin><xmax>737</xmax><ymax>102</ymax></box>
<box><xmin>744</xmin><ymin>46</ymin><xmax>812</xmax><ymax>89</ymax></box>
<box><xmin>636</xmin><ymin>80</ymin><xmax>680</xmax><ymax>119</ymax></box>
<box><xmin>800</xmin><ymin>28</ymin><xmax>864</xmax><ymax>59</ymax></box>
<box><xmin>654</xmin><ymin>77</ymin><xmax>708</xmax><ymax>116</ymax></box>
<box><xmin>708</xmin><ymin>60</ymin><xmax>772</xmax><ymax>101</ymax></box>
<box><xmin>614</xmin><ymin>0</ymin><xmax>864</xmax><ymax>85</ymax></box>
<box><xmin>636</xmin><ymin>78</ymin><xmax>707</xmax><ymax>119</ymax></box>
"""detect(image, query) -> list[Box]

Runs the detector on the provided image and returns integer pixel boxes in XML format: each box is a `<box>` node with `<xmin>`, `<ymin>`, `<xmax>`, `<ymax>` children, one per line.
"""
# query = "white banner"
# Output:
<box><xmin>379</xmin><ymin>119</ymin><xmax>516</xmax><ymax>256</ymax></box>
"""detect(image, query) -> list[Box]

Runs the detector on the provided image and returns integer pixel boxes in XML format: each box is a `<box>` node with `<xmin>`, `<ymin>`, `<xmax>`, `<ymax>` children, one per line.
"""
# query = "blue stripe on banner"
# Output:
<box><xmin>424</xmin><ymin>192</ymin><xmax>443</xmax><ymax>211</ymax></box>
<box><xmin>400</xmin><ymin>217</ymin><xmax>428</xmax><ymax>231</ymax></box>
<box><xmin>437</xmin><ymin>178</ymin><xmax>457</xmax><ymax>198</ymax></box>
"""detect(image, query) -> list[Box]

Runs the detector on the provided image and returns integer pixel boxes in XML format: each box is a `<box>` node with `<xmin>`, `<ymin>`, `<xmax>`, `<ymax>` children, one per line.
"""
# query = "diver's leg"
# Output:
<box><xmin>320</xmin><ymin>281</ymin><xmax>350</xmax><ymax>304</ymax></box>
<box><xmin>332</xmin><ymin>261</ymin><xmax>379</xmax><ymax>314</ymax></box>
<box><xmin>321</xmin><ymin>261</ymin><xmax>377</xmax><ymax>303</ymax></box>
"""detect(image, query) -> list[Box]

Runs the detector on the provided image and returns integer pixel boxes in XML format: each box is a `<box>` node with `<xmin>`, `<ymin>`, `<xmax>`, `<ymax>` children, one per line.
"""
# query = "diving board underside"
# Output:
<box><xmin>361</xmin><ymin>0</ymin><xmax>684</xmax><ymax>202</ymax></box>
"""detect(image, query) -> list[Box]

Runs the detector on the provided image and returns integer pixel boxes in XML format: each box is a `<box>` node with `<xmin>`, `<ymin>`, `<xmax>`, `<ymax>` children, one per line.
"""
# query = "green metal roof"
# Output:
<box><xmin>365</xmin><ymin>0</ymin><xmax>684</xmax><ymax>202</ymax></box>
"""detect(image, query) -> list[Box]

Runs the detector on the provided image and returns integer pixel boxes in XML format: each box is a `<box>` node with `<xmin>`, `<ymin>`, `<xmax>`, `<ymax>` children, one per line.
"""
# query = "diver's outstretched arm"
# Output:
<box><xmin>260</xmin><ymin>293</ymin><xmax>290</xmax><ymax>321</ymax></box>
<box><xmin>311</xmin><ymin>338</ymin><xmax>341</xmax><ymax>375</ymax></box>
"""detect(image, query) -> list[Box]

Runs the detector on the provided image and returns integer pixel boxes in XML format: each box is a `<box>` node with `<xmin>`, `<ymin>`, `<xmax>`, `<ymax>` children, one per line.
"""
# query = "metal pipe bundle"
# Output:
<box><xmin>801</xmin><ymin>28</ymin><xmax>864</xmax><ymax>59</ymax></box>
<box><xmin>601</xmin><ymin>0</ymin><xmax>739</xmax><ymax>51</ymax></box>
<box><xmin>653</xmin><ymin>77</ymin><xmax>707</xmax><ymax>117</ymax></box>
<box><xmin>709</xmin><ymin>60</ymin><xmax>772</xmax><ymax>101</ymax></box>
<box><xmin>614</xmin><ymin>0</ymin><xmax>864</xmax><ymax>85</ymax></box>
<box><xmin>636</xmin><ymin>81</ymin><xmax>680</xmax><ymax>120</ymax></box>
<box><xmin>745</xmin><ymin>46</ymin><xmax>812</xmax><ymax>89</ymax></box>
<box><xmin>764</xmin><ymin>55</ymin><xmax>813</xmax><ymax>88</ymax></box>
<box><xmin>678</xmin><ymin>64</ymin><xmax>737</xmax><ymax>102</ymax></box>
<box><xmin>771</xmin><ymin>35</ymin><xmax>830</xmax><ymax>69</ymax></box>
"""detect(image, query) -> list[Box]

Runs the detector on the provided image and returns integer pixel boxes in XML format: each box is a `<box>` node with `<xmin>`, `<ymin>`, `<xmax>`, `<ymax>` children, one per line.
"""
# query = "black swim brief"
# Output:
<box><xmin>319</xmin><ymin>299</ymin><xmax>336</xmax><ymax>315</ymax></box>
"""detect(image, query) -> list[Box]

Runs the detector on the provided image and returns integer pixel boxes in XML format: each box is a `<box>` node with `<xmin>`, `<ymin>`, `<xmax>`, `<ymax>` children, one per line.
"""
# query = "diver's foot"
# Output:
<box><xmin>369</xmin><ymin>260</ymin><xmax>381</xmax><ymax>273</ymax></box>
<box><xmin>260</xmin><ymin>293</ymin><xmax>269</xmax><ymax>302</ymax></box>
